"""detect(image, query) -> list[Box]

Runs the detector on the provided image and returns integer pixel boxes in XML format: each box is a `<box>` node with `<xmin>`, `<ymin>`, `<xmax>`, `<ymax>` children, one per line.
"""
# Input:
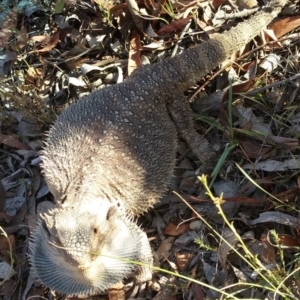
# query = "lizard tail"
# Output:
<box><xmin>167</xmin><ymin>0</ymin><xmax>287</xmax><ymax>91</ymax></box>
<box><xmin>215</xmin><ymin>0</ymin><xmax>287</xmax><ymax>55</ymax></box>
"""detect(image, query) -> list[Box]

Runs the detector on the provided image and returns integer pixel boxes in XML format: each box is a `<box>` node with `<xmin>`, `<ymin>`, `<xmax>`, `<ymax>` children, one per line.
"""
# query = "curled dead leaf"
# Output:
<box><xmin>164</xmin><ymin>222</ymin><xmax>190</xmax><ymax>237</ymax></box>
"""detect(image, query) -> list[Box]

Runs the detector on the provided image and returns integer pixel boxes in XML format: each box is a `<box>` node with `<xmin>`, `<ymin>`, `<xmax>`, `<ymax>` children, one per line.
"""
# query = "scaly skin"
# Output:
<box><xmin>30</xmin><ymin>0</ymin><xmax>287</xmax><ymax>296</ymax></box>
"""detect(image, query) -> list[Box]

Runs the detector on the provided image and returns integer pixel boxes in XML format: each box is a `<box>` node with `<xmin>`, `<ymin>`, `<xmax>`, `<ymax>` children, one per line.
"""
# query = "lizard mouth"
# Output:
<box><xmin>29</xmin><ymin>212</ymin><xmax>150</xmax><ymax>296</ymax></box>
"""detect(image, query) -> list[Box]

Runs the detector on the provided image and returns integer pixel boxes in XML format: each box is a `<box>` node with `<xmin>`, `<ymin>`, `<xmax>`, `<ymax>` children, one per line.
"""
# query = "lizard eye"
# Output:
<box><xmin>93</xmin><ymin>227</ymin><xmax>98</xmax><ymax>234</ymax></box>
<box><xmin>106</xmin><ymin>206</ymin><xmax>117</xmax><ymax>220</ymax></box>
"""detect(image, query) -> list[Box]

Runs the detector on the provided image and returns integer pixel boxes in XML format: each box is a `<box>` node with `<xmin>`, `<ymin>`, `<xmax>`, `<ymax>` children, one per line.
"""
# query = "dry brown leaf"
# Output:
<box><xmin>110</xmin><ymin>3</ymin><xmax>128</xmax><ymax>16</ymax></box>
<box><xmin>236</xmin><ymin>0</ymin><xmax>257</xmax><ymax>9</ymax></box>
<box><xmin>156</xmin><ymin>236</ymin><xmax>174</xmax><ymax>260</ymax></box>
<box><xmin>266</xmin><ymin>233</ymin><xmax>300</xmax><ymax>250</ymax></box>
<box><xmin>270</xmin><ymin>16</ymin><xmax>300</xmax><ymax>39</ymax></box>
<box><xmin>163</xmin><ymin>222</ymin><xmax>190</xmax><ymax>236</ymax></box>
<box><xmin>0</xmin><ymin>133</ymin><xmax>30</xmax><ymax>150</ymax></box>
<box><xmin>246</xmin><ymin>239</ymin><xmax>275</xmax><ymax>264</ymax></box>
<box><xmin>211</xmin><ymin>0</ymin><xmax>227</xmax><ymax>9</ymax></box>
<box><xmin>230</xmin><ymin>79</ymin><xmax>256</xmax><ymax>94</ymax></box>
<box><xmin>242</xmin><ymin>60</ymin><xmax>257</xmax><ymax>72</ymax></box>
<box><xmin>158</xmin><ymin>17</ymin><xmax>191</xmax><ymax>35</ymax></box>
<box><xmin>243</xmin><ymin>177</ymin><xmax>274</xmax><ymax>193</ymax></box>
<box><xmin>108</xmin><ymin>282</ymin><xmax>125</xmax><ymax>300</ymax></box>
<box><xmin>30</xmin><ymin>35</ymin><xmax>52</xmax><ymax>43</ymax></box>
<box><xmin>276</xmin><ymin>234</ymin><xmax>300</xmax><ymax>249</ymax></box>
<box><xmin>191</xmin><ymin>283</ymin><xmax>205</xmax><ymax>300</ymax></box>
<box><xmin>237</xmin><ymin>140</ymin><xmax>274</xmax><ymax>160</ymax></box>
<box><xmin>268</xmin><ymin>135</ymin><xmax>299</xmax><ymax>148</ymax></box>
<box><xmin>224</xmin><ymin>196</ymin><xmax>269</xmax><ymax>206</ymax></box>
<box><xmin>175</xmin><ymin>252</ymin><xmax>194</xmax><ymax>271</ymax></box>
<box><xmin>30</xmin><ymin>31</ymin><xmax>60</xmax><ymax>53</ymax></box>
<box><xmin>272</xmin><ymin>187</ymin><xmax>299</xmax><ymax>203</ymax></box>
<box><xmin>236</xmin><ymin>185</ymin><xmax>299</xmax><ymax>206</ymax></box>
<box><xmin>25</xmin><ymin>67</ymin><xmax>43</xmax><ymax>85</ymax></box>
<box><xmin>128</xmin><ymin>30</ymin><xmax>141</xmax><ymax>76</ymax></box>
<box><xmin>219</xmin><ymin>228</ymin><xmax>238</xmax><ymax>269</ymax></box>
<box><xmin>196</xmin><ymin>19</ymin><xmax>215</xmax><ymax>34</ymax></box>
<box><xmin>260</xmin><ymin>234</ymin><xmax>276</xmax><ymax>264</ymax></box>
<box><xmin>65</xmin><ymin>57</ymin><xmax>87</xmax><ymax>71</ymax></box>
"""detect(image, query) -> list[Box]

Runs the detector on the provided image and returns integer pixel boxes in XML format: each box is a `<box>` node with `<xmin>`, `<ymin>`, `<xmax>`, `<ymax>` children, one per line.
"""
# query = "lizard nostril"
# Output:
<box><xmin>93</xmin><ymin>227</ymin><xmax>98</xmax><ymax>234</ymax></box>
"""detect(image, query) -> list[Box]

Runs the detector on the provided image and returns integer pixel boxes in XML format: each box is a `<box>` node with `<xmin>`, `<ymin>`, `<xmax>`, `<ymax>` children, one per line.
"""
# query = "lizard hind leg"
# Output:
<box><xmin>167</xmin><ymin>93</ymin><xmax>218</xmax><ymax>174</ymax></box>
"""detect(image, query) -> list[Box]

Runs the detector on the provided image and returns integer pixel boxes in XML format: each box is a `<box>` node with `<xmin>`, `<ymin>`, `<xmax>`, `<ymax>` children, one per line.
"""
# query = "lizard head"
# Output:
<box><xmin>29</xmin><ymin>199</ymin><xmax>152</xmax><ymax>295</ymax></box>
